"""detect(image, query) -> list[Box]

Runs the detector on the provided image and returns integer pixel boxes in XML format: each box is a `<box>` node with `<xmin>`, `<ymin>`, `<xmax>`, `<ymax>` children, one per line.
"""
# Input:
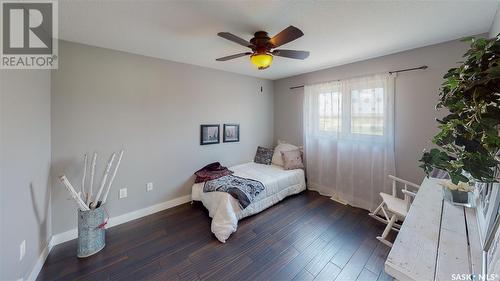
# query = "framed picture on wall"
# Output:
<box><xmin>200</xmin><ymin>124</ymin><xmax>220</xmax><ymax>145</ymax></box>
<box><xmin>223</xmin><ymin>124</ymin><xmax>239</xmax><ymax>143</ymax></box>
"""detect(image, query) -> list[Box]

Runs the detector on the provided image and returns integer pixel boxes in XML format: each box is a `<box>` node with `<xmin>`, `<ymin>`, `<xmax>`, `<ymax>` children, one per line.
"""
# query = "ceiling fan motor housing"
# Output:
<box><xmin>250</xmin><ymin>31</ymin><xmax>273</xmax><ymax>54</ymax></box>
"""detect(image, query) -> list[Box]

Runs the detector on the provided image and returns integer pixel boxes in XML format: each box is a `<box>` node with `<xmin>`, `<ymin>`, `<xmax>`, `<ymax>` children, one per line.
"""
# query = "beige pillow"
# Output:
<box><xmin>281</xmin><ymin>149</ymin><xmax>304</xmax><ymax>170</ymax></box>
<box><xmin>272</xmin><ymin>140</ymin><xmax>299</xmax><ymax>166</ymax></box>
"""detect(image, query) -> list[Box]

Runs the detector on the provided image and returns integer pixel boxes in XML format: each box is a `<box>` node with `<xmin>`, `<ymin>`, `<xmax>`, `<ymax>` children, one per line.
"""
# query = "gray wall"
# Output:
<box><xmin>0</xmin><ymin>70</ymin><xmax>51</xmax><ymax>281</ymax></box>
<box><xmin>273</xmin><ymin>38</ymin><xmax>472</xmax><ymax>184</ymax></box>
<box><xmin>51</xmin><ymin>41</ymin><xmax>274</xmax><ymax>234</ymax></box>
<box><xmin>490</xmin><ymin>6</ymin><xmax>500</xmax><ymax>38</ymax></box>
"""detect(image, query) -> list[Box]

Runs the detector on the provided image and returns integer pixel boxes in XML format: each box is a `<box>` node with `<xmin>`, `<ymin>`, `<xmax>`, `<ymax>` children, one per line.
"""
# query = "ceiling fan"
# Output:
<box><xmin>216</xmin><ymin>26</ymin><xmax>310</xmax><ymax>70</ymax></box>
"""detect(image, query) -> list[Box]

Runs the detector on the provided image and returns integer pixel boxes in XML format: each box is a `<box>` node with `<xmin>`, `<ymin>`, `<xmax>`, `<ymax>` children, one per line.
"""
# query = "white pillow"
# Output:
<box><xmin>272</xmin><ymin>140</ymin><xmax>299</xmax><ymax>166</ymax></box>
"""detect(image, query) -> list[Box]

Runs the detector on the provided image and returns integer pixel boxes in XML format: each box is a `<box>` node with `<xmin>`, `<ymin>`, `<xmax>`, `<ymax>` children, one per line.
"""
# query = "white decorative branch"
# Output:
<box><xmin>91</xmin><ymin>153</ymin><xmax>116</xmax><ymax>208</ymax></box>
<box><xmin>81</xmin><ymin>154</ymin><xmax>87</xmax><ymax>196</ymax></box>
<box><xmin>102</xmin><ymin>150</ymin><xmax>124</xmax><ymax>204</ymax></box>
<box><xmin>59</xmin><ymin>175</ymin><xmax>90</xmax><ymax>211</ymax></box>
<box><xmin>87</xmin><ymin>152</ymin><xmax>97</xmax><ymax>205</ymax></box>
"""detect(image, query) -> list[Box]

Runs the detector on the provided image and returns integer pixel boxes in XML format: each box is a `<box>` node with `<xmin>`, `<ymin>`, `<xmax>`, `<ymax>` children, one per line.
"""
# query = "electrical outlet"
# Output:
<box><xmin>146</xmin><ymin>182</ymin><xmax>153</xmax><ymax>192</ymax></box>
<box><xmin>119</xmin><ymin>188</ymin><xmax>127</xmax><ymax>199</ymax></box>
<box><xmin>19</xmin><ymin>240</ymin><xmax>25</xmax><ymax>261</ymax></box>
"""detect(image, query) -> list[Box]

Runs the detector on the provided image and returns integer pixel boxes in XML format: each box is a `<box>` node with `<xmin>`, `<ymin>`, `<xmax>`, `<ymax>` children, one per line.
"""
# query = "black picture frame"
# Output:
<box><xmin>200</xmin><ymin>124</ymin><xmax>220</xmax><ymax>145</ymax></box>
<box><xmin>223</xmin><ymin>124</ymin><xmax>240</xmax><ymax>143</ymax></box>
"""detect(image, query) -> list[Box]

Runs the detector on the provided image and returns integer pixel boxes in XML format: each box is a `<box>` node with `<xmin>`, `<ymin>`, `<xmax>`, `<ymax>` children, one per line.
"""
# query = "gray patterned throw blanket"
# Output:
<box><xmin>203</xmin><ymin>175</ymin><xmax>265</xmax><ymax>209</ymax></box>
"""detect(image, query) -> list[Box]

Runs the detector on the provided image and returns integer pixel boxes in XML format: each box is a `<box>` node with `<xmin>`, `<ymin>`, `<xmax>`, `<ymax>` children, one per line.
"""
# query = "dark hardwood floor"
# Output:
<box><xmin>37</xmin><ymin>191</ymin><xmax>394</xmax><ymax>281</ymax></box>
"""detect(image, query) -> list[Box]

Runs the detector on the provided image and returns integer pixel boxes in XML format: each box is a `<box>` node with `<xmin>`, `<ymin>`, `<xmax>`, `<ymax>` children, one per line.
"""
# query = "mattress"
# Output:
<box><xmin>191</xmin><ymin>162</ymin><xmax>306</xmax><ymax>242</ymax></box>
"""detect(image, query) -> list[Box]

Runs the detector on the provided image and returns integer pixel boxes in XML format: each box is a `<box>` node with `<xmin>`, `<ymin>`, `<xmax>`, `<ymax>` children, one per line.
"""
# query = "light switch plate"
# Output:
<box><xmin>146</xmin><ymin>182</ymin><xmax>153</xmax><ymax>192</ymax></box>
<box><xmin>19</xmin><ymin>240</ymin><xmax>25</xmax><ymax>261</ymax></box>
<box><xmin>119</xmin><ymin>188</ymin><xmax>127</xmax><ymax>199</ymax></box>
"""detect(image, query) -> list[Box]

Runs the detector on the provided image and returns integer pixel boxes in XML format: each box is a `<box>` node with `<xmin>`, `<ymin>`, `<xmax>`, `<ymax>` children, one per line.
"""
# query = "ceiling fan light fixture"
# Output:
<box><xmin>217</xmin><ymin>26</ymin><xmax>307</xmax><ymax>69</ymax></box>
<box><xmin>250</xmin><ymin>53</ymin><xmax>273</xmax><ymax>70</ymax></box>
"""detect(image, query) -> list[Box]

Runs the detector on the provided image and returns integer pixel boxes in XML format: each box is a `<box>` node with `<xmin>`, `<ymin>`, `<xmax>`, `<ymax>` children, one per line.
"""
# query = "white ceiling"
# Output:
<box><xmin>59</xmin><ymin>0</ymin><xmax>499</xmax><ymax>80</ymax></box>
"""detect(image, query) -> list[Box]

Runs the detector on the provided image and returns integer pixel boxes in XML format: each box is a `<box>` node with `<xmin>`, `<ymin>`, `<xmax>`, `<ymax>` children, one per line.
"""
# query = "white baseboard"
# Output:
<box><xmin>307</xmin><ymin>185</ymin><xmax>348</xmax><ymax>205</ymax></box>
<box><xmin>51</xmin><ymin>228</ymin><xmax>77</xmax><ymax>246</ymax></box>
<box><xmin>107</xmin><ymin>194</ymin><xmax>191</xmax><ymax>228</ymax></box>
<box><xmin>27</xmin><ymin>238</ymin><xmax>54</xmax><ymax>281</ymax></box>
<box><xmin>51</xmin><ymin>194</ymin><xmax>191</xmax><ymax>245</ymax></box>
<box><xmin>329</xmin><ymin>196</ymin><xmax>348</xmax><ymax>205</ymax></box>
<box><xmin>29</xmin><ymin>194</ymin><xmax>191</xmax><ymax>280</ymax></box>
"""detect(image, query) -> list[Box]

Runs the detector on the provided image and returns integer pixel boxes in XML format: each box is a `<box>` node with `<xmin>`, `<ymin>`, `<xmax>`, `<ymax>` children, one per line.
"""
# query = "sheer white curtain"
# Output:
<box><xmin>303</xmin><ymin>74</ymin><xmax>395</xmax><ymax>211</ymax></box>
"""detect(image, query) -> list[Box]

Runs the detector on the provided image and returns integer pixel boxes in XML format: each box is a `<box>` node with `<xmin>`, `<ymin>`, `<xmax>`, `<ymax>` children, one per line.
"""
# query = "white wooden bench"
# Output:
<box><xmin>385</xmin><ymin>177</ymin><xmax>482</xmax><ymax>281</ymax></box>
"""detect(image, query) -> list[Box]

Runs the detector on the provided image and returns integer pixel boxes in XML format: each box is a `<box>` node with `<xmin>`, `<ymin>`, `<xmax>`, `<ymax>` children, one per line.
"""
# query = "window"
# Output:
<box><xmin>351</xmin><ymin>87</ymin><xmax>384</xmax><ymax>136</ymax></box>
<box><xmin>317</xmin><ymin>87</ymin><xmax>384</xmax><ymax>136</ymax></box>
<box><xmin>319</xmin><ymin>91</ymin><xmax>341</xmax><ymax>133</ymax></box>
<box><xmin>306</xmin><ymin>76</ymin><xmax>389</xmax><ymax>138</ymax></box>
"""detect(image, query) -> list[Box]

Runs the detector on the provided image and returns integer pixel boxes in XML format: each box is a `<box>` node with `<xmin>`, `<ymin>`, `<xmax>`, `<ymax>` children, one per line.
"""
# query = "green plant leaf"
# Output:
<box><xmin>420</xmin><ymin>35</ymin><xmax>500</xmax><ymax>183</ymax></box>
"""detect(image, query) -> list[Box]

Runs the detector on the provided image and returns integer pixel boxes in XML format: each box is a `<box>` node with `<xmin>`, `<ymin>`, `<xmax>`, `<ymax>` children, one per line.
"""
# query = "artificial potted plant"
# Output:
<box><xmin>419</xmin><ymin>36</ymin><xmax>500</xmax><ymax>205</ymax></box>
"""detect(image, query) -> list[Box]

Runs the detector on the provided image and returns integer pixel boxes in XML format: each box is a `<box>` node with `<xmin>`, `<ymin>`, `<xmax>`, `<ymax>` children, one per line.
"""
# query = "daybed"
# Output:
<box><xmin>191</xmin><ymin>161</ymin><xmax>306</xmax><ymax>242</ymax></box>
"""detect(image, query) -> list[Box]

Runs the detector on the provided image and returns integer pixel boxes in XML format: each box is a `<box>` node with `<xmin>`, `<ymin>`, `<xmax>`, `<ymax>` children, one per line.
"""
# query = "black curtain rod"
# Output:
<box><xmin>388</xmin><ymin>65</ymin><xmax>428</xmax><ymax>74</ymax></box>
<box><xmin>289</xmin><ymin>65</ymin><xmax>428</xmax><ymax>90</ymax></box>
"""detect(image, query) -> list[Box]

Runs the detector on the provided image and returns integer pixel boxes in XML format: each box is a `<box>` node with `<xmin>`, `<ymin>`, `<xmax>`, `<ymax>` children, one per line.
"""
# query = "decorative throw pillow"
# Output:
<box><xmin>281</xmin><ymin>149</ymin><xmax>304</xmax><ymax>170</ymax></box>
<box><xmin>254</xmin><ymin>146</ymin><xmax>274</xmax><ymax>165</ymax></box>
<box><xmin>272</xmin><ymin>140</ymin><xmax>299</xmax><ymax>166</ymax></box>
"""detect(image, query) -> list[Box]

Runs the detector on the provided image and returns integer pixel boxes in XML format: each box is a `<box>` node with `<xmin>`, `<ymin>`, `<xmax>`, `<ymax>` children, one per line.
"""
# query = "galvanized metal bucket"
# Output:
<box><xmin>442</xmin><ymin>187</ymin><xmax>474</xmax><ymax>208</ymax></box>
<box><xmin>77</xmin><ymin>205</ymin><xmax>106</xmax><ymax>258</ymax></box>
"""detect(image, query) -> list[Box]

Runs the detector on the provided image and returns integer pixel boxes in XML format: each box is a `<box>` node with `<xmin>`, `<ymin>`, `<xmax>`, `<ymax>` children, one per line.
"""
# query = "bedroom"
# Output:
<box><xmin>1</xmin><ymin>1</ymin><xmax>500</xmax><ymax>280</ymax></box>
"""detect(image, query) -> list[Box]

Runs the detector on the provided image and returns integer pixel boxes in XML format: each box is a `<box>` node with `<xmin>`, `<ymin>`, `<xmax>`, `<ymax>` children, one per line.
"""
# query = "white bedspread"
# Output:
<box><xmin>191</xmin><ymin>162</ymin><xmax>306</xmax><ymax>242</ymax></box>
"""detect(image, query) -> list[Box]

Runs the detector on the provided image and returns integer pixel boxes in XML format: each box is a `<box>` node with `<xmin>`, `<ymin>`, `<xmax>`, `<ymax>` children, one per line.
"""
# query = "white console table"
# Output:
<box><xmin>385</xmin><ymin>177</ymin><xmax>483</xmax><ymax>281</ymax></box>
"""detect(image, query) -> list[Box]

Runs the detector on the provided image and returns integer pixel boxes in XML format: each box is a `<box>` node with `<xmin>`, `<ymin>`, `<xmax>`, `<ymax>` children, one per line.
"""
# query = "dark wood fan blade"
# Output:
<box><xmin>272</xmin><ymin>49</ymin><xmax>309</xmax><ymax>60</ymax></box>
<box><xmin>216</xmin><ymin>52</ymin><xmax>252</xmax><ymax>61</ymax></box>
<box><xmin>269</xmin><ymin>26</ymin><xmax>304</xmax><ymax>48</ymax></box>
<box><xmin>217</xmin><ymin>32</ymin><xmax>254</xmax><ymax>48</ymax></box>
